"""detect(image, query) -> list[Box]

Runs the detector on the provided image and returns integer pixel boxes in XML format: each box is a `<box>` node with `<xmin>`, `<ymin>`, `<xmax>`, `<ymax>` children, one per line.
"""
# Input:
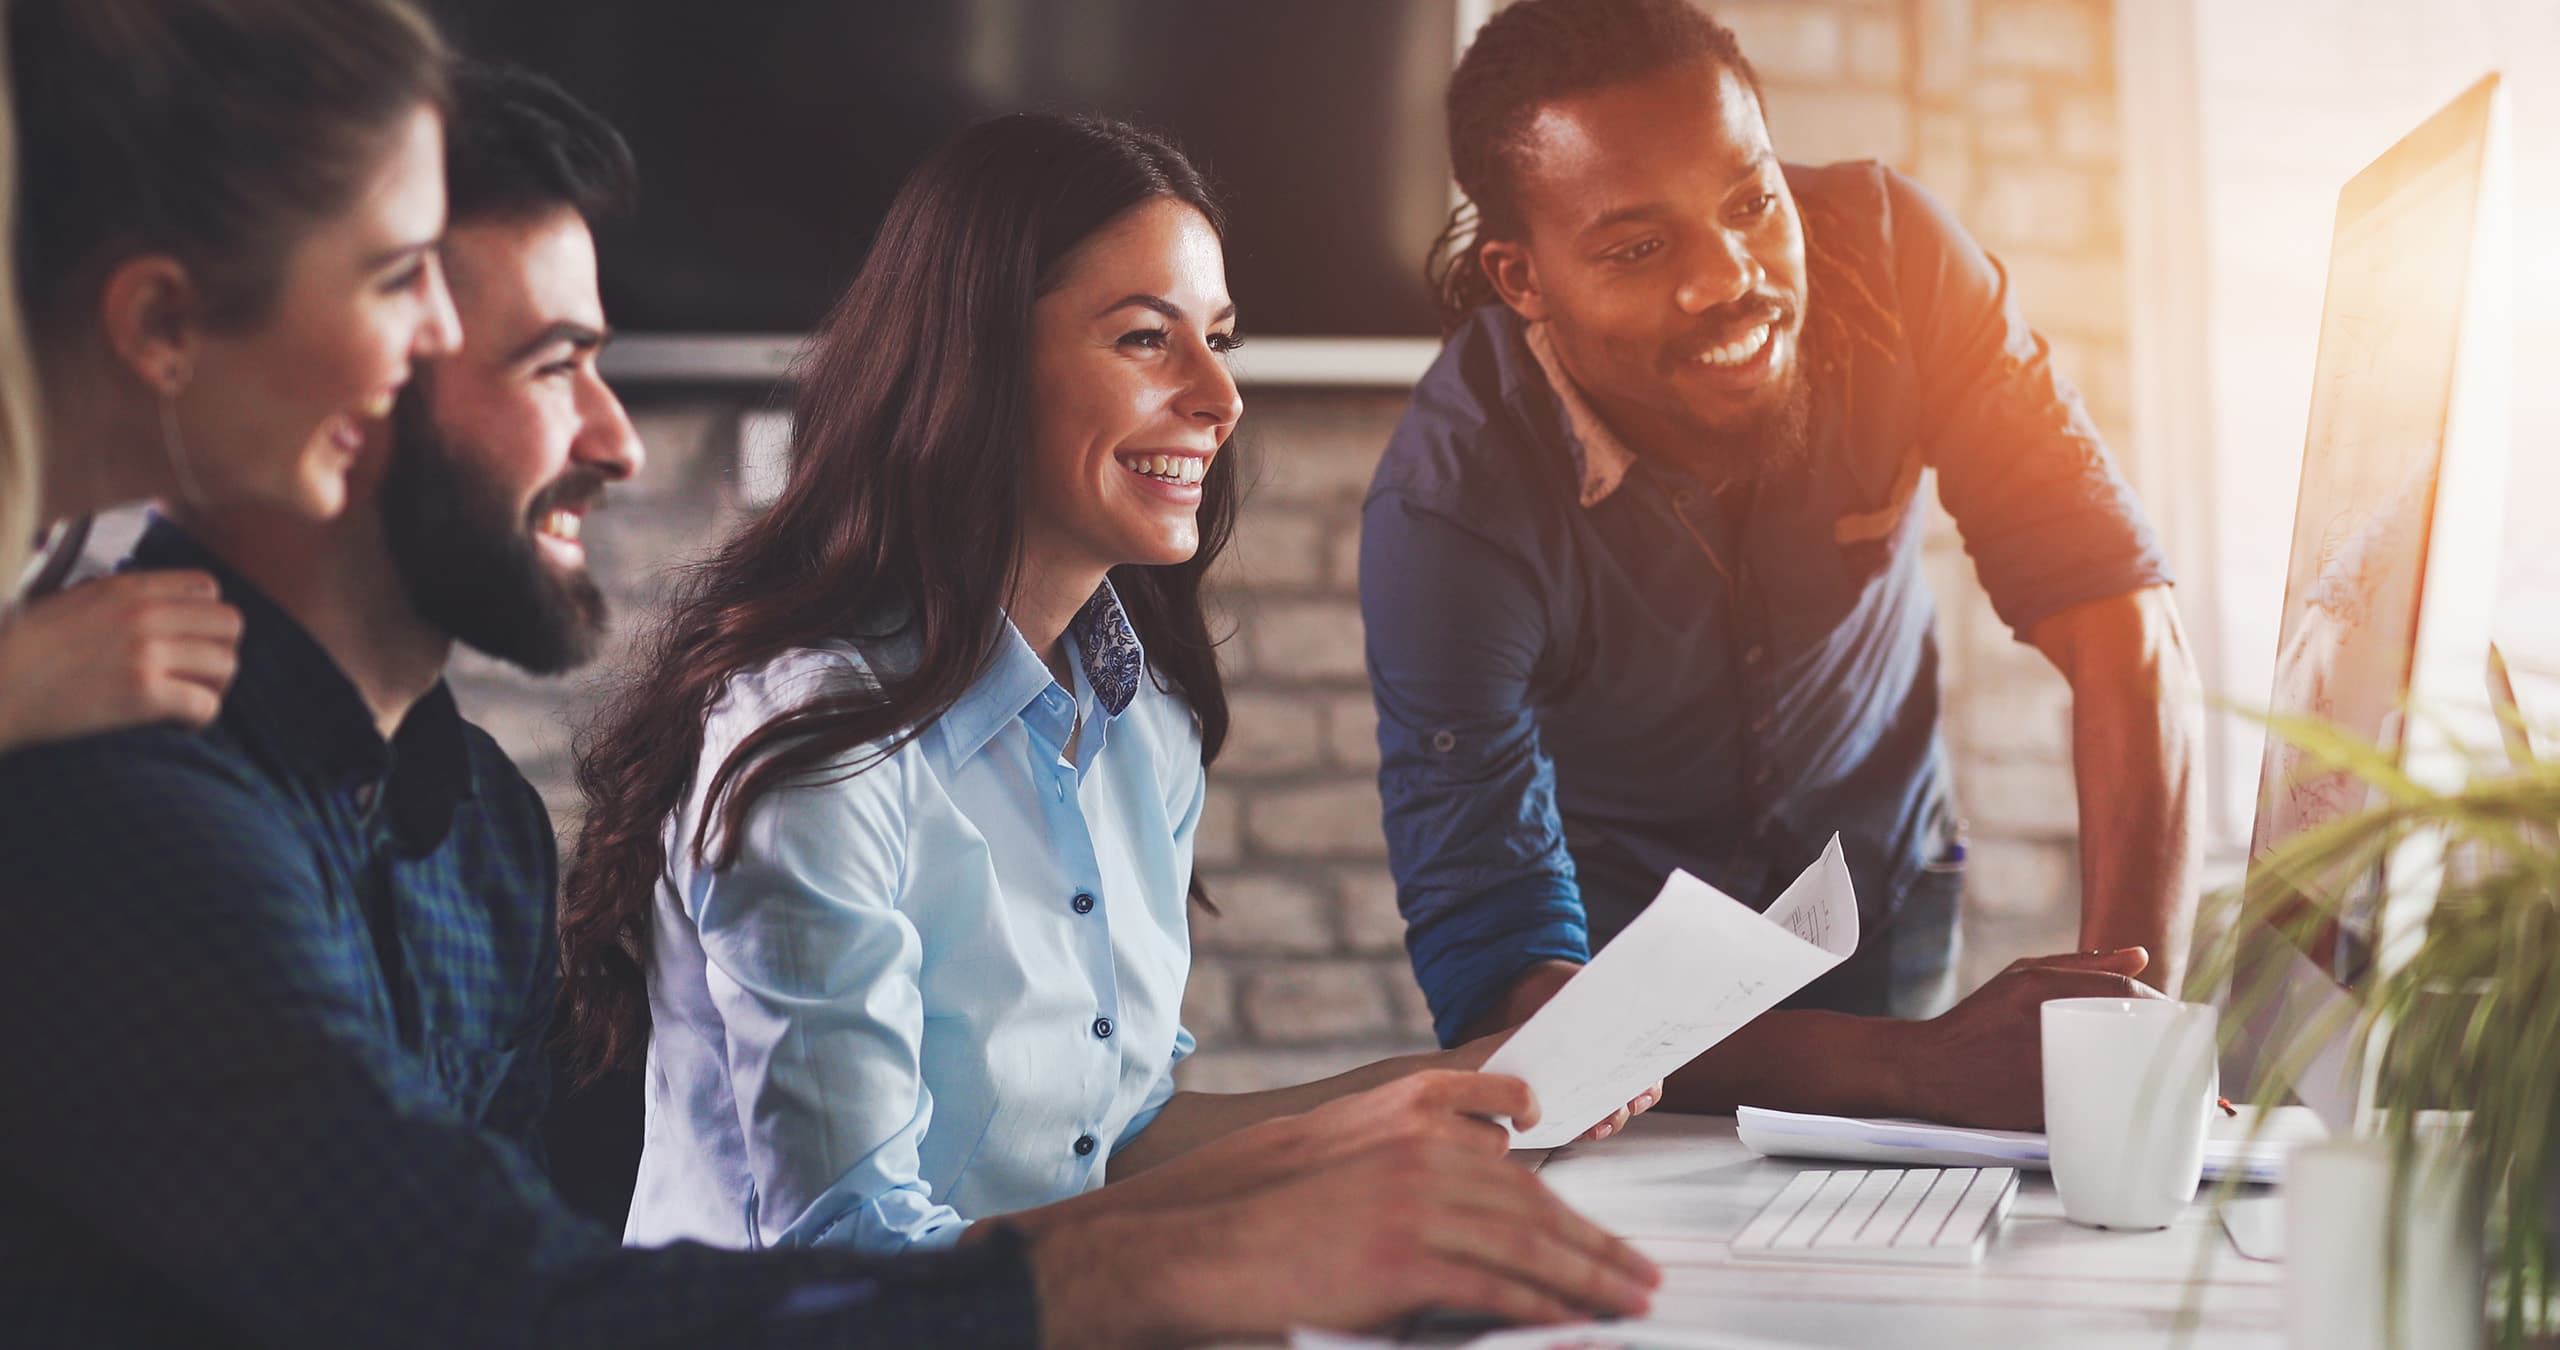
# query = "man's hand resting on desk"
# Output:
<box><xmin>1027</xmin><ymin>1072</ymin><xmax>1660</xmax><ymax>1347</ymax></box>
<box><xmin>1901</xmin><ymin>946</ymin><xmax>2164</xmax><ymax>1130</ymax></box>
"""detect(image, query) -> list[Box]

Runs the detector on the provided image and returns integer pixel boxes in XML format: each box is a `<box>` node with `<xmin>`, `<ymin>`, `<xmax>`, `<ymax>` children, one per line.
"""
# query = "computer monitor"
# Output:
<box><xmin>2225</xmin><ymin>73</ymin><xmax>2512</xmax><ymax>1124</ymax></box>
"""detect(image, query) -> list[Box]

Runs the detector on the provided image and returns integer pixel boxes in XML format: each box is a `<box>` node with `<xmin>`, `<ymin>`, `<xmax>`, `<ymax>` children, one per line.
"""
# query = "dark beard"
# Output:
<box><xmin>380</xmin><ymin>382</ymin><xmax>609</xmax><ymax>675</ymax></box>
<box><xmin>1683</xmin><ymin>358</ymin><xmax>1815</xmax><ymax>489</ymax></box>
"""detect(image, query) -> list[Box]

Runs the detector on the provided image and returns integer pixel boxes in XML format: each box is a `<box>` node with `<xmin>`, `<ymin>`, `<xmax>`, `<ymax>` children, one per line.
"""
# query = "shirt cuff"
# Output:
<box><xmin>1984</xmin><ymin>547</ymin><xmax>2175</xmax><ymax>641</ymax></box>
<box><xmin>795</xmin><ymin>1183</ymin><xmax>974</xmax><ymax>1255</ymax></box>
<box><xmin>1406</xmin><ymin>872</ymin><xmax>1590</xmax><ymax>1047</ymax></box>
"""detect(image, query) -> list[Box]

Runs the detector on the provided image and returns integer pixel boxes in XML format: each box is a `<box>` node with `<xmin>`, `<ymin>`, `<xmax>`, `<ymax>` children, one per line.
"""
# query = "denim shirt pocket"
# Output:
<box><xmin>1831</xmin><ymin>439</ymin><xmax>1928</xmax><ymax>591</ymax></box>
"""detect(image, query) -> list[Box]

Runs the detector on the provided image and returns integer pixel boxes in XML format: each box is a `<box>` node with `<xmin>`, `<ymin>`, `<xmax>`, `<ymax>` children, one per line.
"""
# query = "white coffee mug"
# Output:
<box><xmin>2041</xmin><ymin>997</ymin><xmax>2218</xmax><ymax>1230</ymax></box>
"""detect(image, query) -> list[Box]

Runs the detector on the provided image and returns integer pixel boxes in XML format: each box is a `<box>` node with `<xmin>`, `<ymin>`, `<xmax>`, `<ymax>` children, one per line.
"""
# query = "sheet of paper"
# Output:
<box><xmin>1290</xmin><ymin>1324</ymin><xmax>1816</xmax><ymax>1350</ymax></box>
<box><xmin>1482</xmin><ymin>835</ymin><xmax>1857</xmax><ymax>1149</ymax></box>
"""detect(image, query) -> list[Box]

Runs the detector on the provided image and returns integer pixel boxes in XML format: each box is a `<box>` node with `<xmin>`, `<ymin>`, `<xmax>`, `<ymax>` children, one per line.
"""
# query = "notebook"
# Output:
<box><xmin>1734</xmin><ymin>1104</ymin><xmax>2326</xmax><ymax>1184</ymax></box>
<box><xmin>1730</xmin><ymin>1167</ymin><xmax>2018</xmax><ymax>1267</ymax></box>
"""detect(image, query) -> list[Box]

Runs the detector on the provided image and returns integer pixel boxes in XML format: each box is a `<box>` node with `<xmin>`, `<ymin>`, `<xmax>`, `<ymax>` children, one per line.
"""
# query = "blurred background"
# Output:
<box><xmin>87</xmin><ymin>0</ymin><xmax>2557</xmax><ymax>1091</ymax></box>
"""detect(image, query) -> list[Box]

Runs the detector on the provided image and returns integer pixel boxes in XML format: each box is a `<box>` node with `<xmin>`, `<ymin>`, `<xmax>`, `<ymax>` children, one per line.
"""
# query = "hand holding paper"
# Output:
<box><xmin>1481</xmin><ymin>835</ymin><xmax>1859</xmax><ymax>1149</ymax></box>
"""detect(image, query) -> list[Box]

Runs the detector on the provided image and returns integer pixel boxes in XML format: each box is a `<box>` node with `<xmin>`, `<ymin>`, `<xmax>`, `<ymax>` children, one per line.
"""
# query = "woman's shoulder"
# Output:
<box><xmin>694</xmin><ymin>642</ymin><xmax>919</xmax><ymax>782</ymax></box>
<box><xmin>706</xmin><ymin>643</ymin><xmax>873</xmax><ymax>732</ymax></box>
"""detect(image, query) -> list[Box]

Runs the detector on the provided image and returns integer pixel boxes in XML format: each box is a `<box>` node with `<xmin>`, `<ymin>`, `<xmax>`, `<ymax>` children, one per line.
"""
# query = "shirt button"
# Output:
<box><xmin>1743</xmin><ymin>645</ymin><xmax>1766</xmax><ymax>666</ymax></box>
<box><xmin>1092</xmin><ymin>1016</ymin><xmax>1114</xmax><ymax>1040</ymax></box>
<box><xmin>1072</xmin><ymin>892</ymin><xmax>1096</xmax><ymax>914</ymax></box>
<box><xmin>1074</xmin><ymin>1134</ymin><xmax>1097</xmax><ymax>1157</ymax></box>
<box><xmin>1430</xmin><ymin>729</ymin><xmax>1457</xmax><ymax>753</ymax></box>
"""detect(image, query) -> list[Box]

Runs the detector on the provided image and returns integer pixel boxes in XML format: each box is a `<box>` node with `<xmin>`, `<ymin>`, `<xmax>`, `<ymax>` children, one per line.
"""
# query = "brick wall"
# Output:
<box><xmin>80</xmin><ymin>0</ymin><xmax>2133</xmax><ymax>1094</ymax></box>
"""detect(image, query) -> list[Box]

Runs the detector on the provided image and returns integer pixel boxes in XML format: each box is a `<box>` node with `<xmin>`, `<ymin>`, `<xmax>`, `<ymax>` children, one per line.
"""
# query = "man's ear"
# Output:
<box><xmin>98</xmin><ymin>254</ymin><xmax>205</xmax><ymax>396</ymax></box>
<box><xmin>1478</xmin><ymin>238</ymin><xmax>1551</xmax><ymax>324</ymax></box>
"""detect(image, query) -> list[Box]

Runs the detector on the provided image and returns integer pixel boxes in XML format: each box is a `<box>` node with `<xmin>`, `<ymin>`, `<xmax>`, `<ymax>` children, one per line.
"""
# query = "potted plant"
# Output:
<box><xmin>2194</xmin><ymin>711</ymin><xmax>2560</xmax><ymax>1348</ymax></box>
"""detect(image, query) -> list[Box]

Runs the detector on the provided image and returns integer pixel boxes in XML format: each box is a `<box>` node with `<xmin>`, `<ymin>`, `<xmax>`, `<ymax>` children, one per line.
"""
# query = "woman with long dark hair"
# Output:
<box><xmin>564</xmin><ymin>112</ymin><xmax>1646</xmax><ymax>1257</ymax></box>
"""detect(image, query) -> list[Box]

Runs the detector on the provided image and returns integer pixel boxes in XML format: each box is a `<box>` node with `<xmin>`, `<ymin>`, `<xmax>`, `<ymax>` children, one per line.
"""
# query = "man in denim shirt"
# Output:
<box><xmin>1366</xmin><ymin>0</ymin><xmax>2202</xmax><ymax>1130</ymax></box>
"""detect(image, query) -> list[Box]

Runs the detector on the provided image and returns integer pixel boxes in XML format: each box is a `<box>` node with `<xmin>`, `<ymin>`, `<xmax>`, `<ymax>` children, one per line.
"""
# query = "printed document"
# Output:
<box><xmin>1482</xmin><ymin>835</ymin><xmax>1858</xmax><ymax>1148</ymax></box>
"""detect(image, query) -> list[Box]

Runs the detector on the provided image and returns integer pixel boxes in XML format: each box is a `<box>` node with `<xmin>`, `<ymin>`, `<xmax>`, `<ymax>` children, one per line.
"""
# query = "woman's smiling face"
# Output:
<box><xmin>1022</xmin><ymin>196</ymin><xmax>1243</xmax><ymax>579</ymax></box>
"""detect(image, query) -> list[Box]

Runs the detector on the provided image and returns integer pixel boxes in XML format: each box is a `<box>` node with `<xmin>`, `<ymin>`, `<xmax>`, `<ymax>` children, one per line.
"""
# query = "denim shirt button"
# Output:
<box><xmin>1430</xmin><ymin>729</ymin><xmax>1457</xmax><ymax>753</ymax></box>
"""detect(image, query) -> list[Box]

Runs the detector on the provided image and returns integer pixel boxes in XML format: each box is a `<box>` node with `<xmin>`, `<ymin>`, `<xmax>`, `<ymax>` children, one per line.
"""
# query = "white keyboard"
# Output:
<box><xmin>1730</xmin><ymin>1166</ymin><xmax>2019</xmax><ymax>1267</ymax></box>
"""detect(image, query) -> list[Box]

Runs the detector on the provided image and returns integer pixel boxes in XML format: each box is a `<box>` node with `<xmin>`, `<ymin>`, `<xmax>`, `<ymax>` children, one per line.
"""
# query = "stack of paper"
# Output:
<box><xmin>1733</xmin><ymin>1103</ymin><xmax>2329</xmax><ymax>1184</ymax></box>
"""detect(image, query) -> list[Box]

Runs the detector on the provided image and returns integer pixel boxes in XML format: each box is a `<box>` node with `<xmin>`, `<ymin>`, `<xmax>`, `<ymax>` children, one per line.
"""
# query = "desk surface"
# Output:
<box><xmin>1527</xmin><ymin>1113</ymin><xmax>2281</xmax><ymax>1349</ymax></box>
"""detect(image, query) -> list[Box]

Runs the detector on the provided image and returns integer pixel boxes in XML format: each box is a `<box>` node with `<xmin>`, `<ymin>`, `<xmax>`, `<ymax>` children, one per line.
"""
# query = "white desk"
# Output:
<box><xmin>1525</xmin><ymin>1113</ymin><xmax>2282</xmax><ymax>1349</ymax></box>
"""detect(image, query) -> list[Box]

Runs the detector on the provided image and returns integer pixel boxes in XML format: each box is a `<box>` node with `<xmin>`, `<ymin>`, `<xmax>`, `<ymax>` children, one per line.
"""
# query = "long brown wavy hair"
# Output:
<box><xmin>560</xmin><ymin>114</ymin><xmax>1237</xmax><ymax>1081</ymax></box>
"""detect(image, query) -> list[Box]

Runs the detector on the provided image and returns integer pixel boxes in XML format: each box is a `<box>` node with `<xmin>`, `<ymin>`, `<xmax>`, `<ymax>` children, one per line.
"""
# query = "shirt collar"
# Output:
<box><xmin>934</xmin><ymin>579</ymin><xmax>1147</xmax><ymax>765</ymax></box>
<box><xmin>1067</xmin><ymin>579</ymin><xmax>1144</xmax><ymax>718</ymax></box>
<box><xmin>1521</xmin><ymin>320</ymin><xmax>1643</xmax><ymax>509</ymax></box>
<box><xmin>130</xmin><ymin>516</ymin><xmax>476</xmax><ymax>853</ymax></box>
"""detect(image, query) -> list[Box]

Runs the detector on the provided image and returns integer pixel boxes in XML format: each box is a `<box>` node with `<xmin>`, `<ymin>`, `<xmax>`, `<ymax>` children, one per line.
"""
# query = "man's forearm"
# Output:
<box><xmin>2071</xmin><ymin>690</ymin><xmax>2200</xmax><ymax>992</ymax></box>
<box><xmin>1656</xmin><ymin>1008</ymin><xmax>1920</xmax><ymax>1116</ymax></box>
<box><xmin>2036</xmin><ymin>588</ymin><xmax>2204</xmax><ymax>993</ymax></box>
<box><xmin>1472</xmin><ymin>960</ymin><xmax>1923</xmax><ymax>1118</ymax></box>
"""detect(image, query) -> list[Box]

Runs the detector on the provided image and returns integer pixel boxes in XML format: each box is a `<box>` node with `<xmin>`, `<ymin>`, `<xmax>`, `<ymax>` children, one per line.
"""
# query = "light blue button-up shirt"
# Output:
<box><xmin>624</xmin><ymin>583</ymin><xmax>1201</xmax><ymax>1255</ymax></box>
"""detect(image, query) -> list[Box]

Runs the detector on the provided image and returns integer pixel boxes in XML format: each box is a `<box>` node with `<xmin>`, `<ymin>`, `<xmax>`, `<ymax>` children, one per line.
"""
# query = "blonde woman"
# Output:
<box><xmin>0</xmin><ymin>0</ymin><xmax>461</xmax><ymax>755</ymax></box>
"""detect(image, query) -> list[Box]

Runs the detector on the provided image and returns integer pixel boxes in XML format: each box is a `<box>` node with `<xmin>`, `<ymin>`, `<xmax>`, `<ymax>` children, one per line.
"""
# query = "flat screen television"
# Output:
<box><xmin>431</xmin><ymin>0</ymin><xmax>1467</xmax><ymax>384</ymax></box>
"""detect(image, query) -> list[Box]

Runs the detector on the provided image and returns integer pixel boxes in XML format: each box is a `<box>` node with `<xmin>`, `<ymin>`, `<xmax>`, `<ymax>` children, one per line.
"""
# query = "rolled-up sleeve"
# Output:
<box><xmin>1361</xmin><ymin>493</ymin><xmax>1588</xmax><ymax>1045</ymax></box>
<box><xmin>694</xmin><ymin>749</ymin><xmax>972</xmax><ymax>1255</ymax></box>
<box><xmin>1889</xmin><ymin>169</ymin><xmax>2173</xmax><ymax>636</ymax></box>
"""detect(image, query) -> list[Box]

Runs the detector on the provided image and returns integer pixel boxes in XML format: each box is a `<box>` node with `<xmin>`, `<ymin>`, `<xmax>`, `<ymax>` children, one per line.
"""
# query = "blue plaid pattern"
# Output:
<box><xmin>0</xmin><ymin>520</ymin><xmax>1038</xmax><ymax>1348</ymax></box>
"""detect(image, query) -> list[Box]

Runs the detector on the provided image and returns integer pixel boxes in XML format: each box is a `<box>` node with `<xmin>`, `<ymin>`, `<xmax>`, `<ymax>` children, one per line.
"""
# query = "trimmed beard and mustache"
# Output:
<box><xmin>1668</xmin><ymin>293</ymin><xmax>1816</xmax><ymax>487</ymax></box>
<box><xmin>380</xmin><ymin>376</ymin><xmax>611</xmax><ymax>675</ymax></box>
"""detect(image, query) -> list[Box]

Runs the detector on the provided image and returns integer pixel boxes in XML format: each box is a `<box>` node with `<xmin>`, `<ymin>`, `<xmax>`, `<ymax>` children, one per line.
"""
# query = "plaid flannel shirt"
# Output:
<box><xmin>0</xmin><ymin>519</ymin><xmax>1039</xmax><ymax>1348</ymax></box>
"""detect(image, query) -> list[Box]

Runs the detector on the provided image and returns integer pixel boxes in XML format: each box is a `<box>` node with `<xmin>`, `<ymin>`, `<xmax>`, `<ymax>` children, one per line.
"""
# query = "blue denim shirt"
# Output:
<box><xmin>1363</xmin><ymin>162</ymin><xmax>2174</xmax><ymax>1045</ymax></box>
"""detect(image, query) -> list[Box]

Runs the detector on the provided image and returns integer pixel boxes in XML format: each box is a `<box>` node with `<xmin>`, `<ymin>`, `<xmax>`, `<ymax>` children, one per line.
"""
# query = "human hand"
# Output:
<box><xmin>1900</xmin><ymin>947</ymin><xmax>2164</xmax><ymax>1130</ymax></box>
<box><xmin>1116</xmin><ymin>1069</ymin><xmax>1542</xmax><ymax>1211</ymax></box>
<box><xmin>0</xmin><ymin>571</ymin><xmax>242</xmax><ymax>755</ymax></box>
<box><xmin>1033</xmin><ymin>1075</ymin><xmax>1659</xmax><ymax>1347</ymax></box>
<box><xmin>1439</xmin><ymin>1031</ymin><xmax>1659</xmax><ymax>1142</ymax></box>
